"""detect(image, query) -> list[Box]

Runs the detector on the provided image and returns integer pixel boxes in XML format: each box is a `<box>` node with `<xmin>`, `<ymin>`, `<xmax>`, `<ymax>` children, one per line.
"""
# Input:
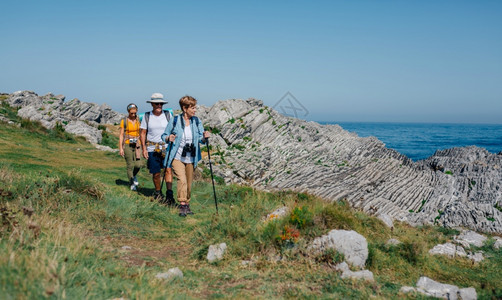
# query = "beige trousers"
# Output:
<box><xmin>171</xmin><ymin>159</ymin><xmax>194</xmax><ymax>204</ymax></box>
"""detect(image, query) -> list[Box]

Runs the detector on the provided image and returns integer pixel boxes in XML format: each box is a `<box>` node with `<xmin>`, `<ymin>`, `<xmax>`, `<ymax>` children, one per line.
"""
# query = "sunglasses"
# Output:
<box><xmin>152</xmin><ymin>103</ymin><xmax>164</xmax><ymax>106</ymax></box>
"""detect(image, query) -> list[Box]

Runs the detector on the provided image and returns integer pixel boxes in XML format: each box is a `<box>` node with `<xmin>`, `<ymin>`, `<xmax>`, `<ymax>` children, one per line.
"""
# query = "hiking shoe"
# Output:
<box><xmin>165</xmin><ymin>190</ymin><xmax>178</xmax><ymax>207</ymax></box>
<box><xmin>130</xmin><ymin>184</ymin><xmax>137</xmax><ymax>191</ymax></box>
<box><xmin>186</xmin><ymin>204</ymin><xmax>194</xmax><ymax>215</ymax></box>
<box><xmin>179</xmin><ymin>204</ymin><xmax>187</xmax><ymax>217</ymax></box>
<box><xmin>152</xmin><ymin>190</ymin><xmax>163</xmax><ymax>201</ymax></box>
<box><xmin>133</xmin><ymin>176</ymin><xmax>139</xmax><ymax>186</ymax></box>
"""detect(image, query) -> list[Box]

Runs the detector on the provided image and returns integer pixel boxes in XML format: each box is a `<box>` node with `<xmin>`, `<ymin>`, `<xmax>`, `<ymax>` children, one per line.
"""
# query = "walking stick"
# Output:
<box><xmin>206</xmin><ymin>138</ymin><xmax>218</xmax><ymax>214</ymax></box>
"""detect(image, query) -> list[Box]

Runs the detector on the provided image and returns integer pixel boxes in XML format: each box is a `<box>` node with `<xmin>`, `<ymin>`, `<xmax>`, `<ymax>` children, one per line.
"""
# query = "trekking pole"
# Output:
<box><xmin>160</xmin><ymin>141</ymin><xmax>174</xmax><ymax>194</ymax></box>
<box><xmin>205</xmin><ymin>138</ymin><xmax>218</xmax><ymax>214</ymax></box>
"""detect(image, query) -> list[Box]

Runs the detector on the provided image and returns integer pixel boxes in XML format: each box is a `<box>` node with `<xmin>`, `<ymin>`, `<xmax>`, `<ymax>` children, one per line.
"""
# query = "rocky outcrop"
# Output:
<box><xmin>197</xmin><ymin>98</ymin><xmax>502</xmax><ymax>233</ymax></box>
<box><xmin>308</xmin><ymin>229</ymin><xmax>368</xmax><ymax>269</ymax></box>
<box><xmin>400</xmin><ymin>276</ymin><xmax>477</xmax><ymax>300</ymax></box>
<box><xmin>3</xmin><ymin>91</ymin><xmax>124</xmax><ymax>148</ymax></box>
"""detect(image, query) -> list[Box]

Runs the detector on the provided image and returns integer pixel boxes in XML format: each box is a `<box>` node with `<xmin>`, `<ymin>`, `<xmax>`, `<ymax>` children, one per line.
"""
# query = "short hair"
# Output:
<box><xmin>179</xmin><ymin>95</ymin><xmax>197</xmax><ymax>111</ymax></box>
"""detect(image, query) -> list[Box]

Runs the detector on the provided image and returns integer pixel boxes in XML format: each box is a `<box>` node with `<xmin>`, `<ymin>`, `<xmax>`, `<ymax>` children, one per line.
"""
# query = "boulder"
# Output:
<box><xmin>467</xmin><ymin>252</ymin><xmax>484</xmax><ymax>263</ymax></box>
<box><xmin>416</xmin><ymin>276</ymin><xmax>460</xmax><ymax>299</ymax></box>
<box><xmin>309</xmin><ymin>230</ymin><xmax>368</xmax><ymax>269</ymax></box>
<box><xmin>459</xmin><ymin>287</ymin><xmax>478</xmax><ymax>300</ymax></box>
<box><xmin>335</xmin><ymin>262</ymin><xmax>374</xmax><ymax>281</ymax></box>
<box><xmin>494</xmin><ymin>236</ymin><xmax>502</xmax><ymax>249</ymax></box>
<box><xmin>207</xmin><ymin>243</ymin><xmax>227</xmax><ymax>263</ymax></box>
<box><xmin>429</xmin><ymin>243</ymin><xmax>467</xmax><ymax>258</ymax></box>
<box><xmin>65</xmin><ymin>120</ymin><xmax>102</xmax><ymax>144</ymax></box>
<box><xmin>155</xmin><ymin>267</ymin><xmax>183</xmax><ymax>281</ymax></box>
<box><xmin>455</xmin><ymin>230</ymin><xmax>487</xmax><ymax>248</ymax></box>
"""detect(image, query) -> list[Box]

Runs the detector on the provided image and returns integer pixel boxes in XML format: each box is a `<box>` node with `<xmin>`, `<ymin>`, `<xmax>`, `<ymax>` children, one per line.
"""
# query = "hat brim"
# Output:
<box><xmin>147</xmin><ymin>100</ymin><xmax>168</xmax><ymax>104</ymax></box>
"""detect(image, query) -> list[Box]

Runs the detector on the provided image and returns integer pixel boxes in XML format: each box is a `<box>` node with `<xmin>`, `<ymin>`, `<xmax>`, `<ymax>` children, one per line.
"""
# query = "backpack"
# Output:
<box><xmin>142</xmin><ymin>110</ymin><xmax>173</xmax><ymax>135</ymax></box>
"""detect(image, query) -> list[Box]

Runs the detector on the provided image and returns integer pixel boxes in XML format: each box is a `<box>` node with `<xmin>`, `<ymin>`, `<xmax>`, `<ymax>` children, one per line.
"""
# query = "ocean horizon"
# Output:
<box><xmin>319</xmin><ymin>121</ymin><xmax>502</xmax><ymax>161</ymax></box>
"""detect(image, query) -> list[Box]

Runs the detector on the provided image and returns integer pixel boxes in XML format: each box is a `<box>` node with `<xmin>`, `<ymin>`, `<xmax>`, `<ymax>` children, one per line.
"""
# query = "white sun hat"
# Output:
<box><xmin>147</xmin><ymin>92</ymin><xmax>168</xmax><ymax>104</ymax></box>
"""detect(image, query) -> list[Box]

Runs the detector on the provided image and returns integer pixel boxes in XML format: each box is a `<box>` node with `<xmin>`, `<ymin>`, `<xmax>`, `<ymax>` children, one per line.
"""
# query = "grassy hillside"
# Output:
<box><xmin>1</xmin><ymin>100</ymin><xmax>501</xmax><ymax>299</ymax></box>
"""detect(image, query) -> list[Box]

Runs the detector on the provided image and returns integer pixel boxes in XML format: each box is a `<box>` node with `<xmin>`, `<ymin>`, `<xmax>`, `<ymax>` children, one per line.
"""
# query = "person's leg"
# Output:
<box><xmin>124</xmin><ymin>145</ymin><xmax>136</xmax><ymax>190</ymax></box>
<box><xmin>171</xmin><ymin>159</ymin><xmax>188</xmax><ymax>216</ymax></box>
<box><xmin>148</xmin><ymin>152</ymin><xmax>163</xmax><ymax>199</ymax></box>
<box><xmin>185</xmin><ymin>163</ymin><xmax>194</xmax><ymax>214</ymax></box>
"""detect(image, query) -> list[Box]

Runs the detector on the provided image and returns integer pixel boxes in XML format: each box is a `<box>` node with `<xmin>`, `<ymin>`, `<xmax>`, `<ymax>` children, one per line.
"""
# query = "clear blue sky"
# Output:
<box><xmin>1</xmin><ymin>0</ymin><xmax>501</xmax><ymax>123</ymax></box>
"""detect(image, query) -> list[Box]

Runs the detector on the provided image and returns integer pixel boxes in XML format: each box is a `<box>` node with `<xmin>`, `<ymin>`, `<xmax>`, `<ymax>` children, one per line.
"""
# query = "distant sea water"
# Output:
<box><xmin>320</xmin><ymin>122</ymin><xmax>502</xmax><ymax>161</ymax></box>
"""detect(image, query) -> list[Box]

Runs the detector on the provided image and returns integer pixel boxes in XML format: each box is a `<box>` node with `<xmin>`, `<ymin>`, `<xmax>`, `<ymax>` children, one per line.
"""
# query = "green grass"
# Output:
<box><xmin>1</xmin><ymin>106</ymin><xmax>502</xmax><ymax>298</ymax></box>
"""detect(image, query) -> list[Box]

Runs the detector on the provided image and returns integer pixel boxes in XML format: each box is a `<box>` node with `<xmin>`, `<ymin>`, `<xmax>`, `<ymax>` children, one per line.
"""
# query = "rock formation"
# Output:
<box><xmin>196</xmin><ymin>98</ymin><xmax>502</xmax><ymax>233</ymax></box>
<box><xmin>3</xmin><ymin>91</ymin><xmax>124</xmax><ymax>146</ymax></box>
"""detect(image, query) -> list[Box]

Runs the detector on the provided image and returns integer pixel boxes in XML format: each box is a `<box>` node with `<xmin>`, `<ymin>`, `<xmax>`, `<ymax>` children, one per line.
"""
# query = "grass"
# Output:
<box><xmin>1</xmin><ymin>103</ymin><xmax>502</xmax><ymax>298</ymax></box>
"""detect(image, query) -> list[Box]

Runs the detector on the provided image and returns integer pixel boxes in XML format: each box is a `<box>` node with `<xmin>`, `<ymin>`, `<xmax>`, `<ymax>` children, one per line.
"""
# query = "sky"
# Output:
<box><xmin>1</xmin><ymin>0</ymin><xmax>501</xmax><ymax>123</ymax></box>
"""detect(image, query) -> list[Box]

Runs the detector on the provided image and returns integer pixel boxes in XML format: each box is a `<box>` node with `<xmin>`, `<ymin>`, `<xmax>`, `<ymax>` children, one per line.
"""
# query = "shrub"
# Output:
<box><xmin>289</xmin><ymin>206</ymin><xmax>313</xmax><ymax>229</ymax></box>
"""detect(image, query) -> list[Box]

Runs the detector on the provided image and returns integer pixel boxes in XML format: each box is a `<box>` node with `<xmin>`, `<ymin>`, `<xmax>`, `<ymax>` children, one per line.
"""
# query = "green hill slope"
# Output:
<box><xmin>1</xmin><ymin>100</ymin><xmax>501</xmax><ymax>299</ymax></box>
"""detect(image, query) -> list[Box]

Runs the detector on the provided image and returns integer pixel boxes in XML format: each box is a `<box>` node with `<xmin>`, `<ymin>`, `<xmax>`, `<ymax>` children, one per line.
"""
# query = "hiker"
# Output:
<box><xmin>119</xmin><ymin>103</ymin><xmax>142</xmax><ymax>191</ymax></box>
<box><xmin>161</xmin><ymin>95</ymin><xmax>210</xmax><ymax>217</ymax></box>
<box><xmin>140</xmin><ymin>93</ymin><xmax>175</xmax><ymax>204</ymax></box>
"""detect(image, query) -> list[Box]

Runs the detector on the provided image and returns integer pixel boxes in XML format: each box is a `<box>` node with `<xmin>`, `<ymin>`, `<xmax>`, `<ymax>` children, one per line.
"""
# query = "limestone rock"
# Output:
<box><xmin>155</xmin><ymin>267</ymin><xmax>183</xmax><ymax>281</ymax></box>
<box><xmin>429</xmin><ymin>243</ymin><xmax>467</xmax><ymax>258</ymax></box>
<box><xmin>309</xmin><ymin>230</ymin><xmax>368</xmax><ymax>269</ymax></box>
<box><xmin>386</xmin><ymin>238</ymin><xmax>401</xmax><ymax>246</ymax></box>
<box><xmin>454</xmin><ymin>230</ymin><xmax>487</xmax><ymax>248</ymax></box>
<box><xmin>207</xmin><ymin>243</ymin><xmax>227</xmax><ymax>263</ymax></box>
<box><xmin>459</xmin><ymin>287</ymin><xmax>478</xmax><ymax>300</ymax></box>
<box><xmin>196</xmin><ymin>99</ymin><xmax>502</xmax><ymax>234</ymax></box>
<box><xmin>265</xmin><ymin>206</ymin><xmax>289</xmax><ymax>221</ymax></box>
<box><xmin>399</xmin><ymin>286</ymin><xmax>417</xmax><ymax>294</ymax></box>
<box><xmin>335</xmin><ymin>262</ymin><xmax>374</xmax><ymax>281</ymax></box>
<box><xmin>467</xmin><ymin>252</ymin><xmax>484</xmax><ymax>263</ymax></box>
<box><xmin>494</xmin><ymin>236</ymin><xmax>502</xmax><ymax>249</ymax></box>
<box><xmin>377</xmin><ymin>213</ymin><xmax>393</xmax><ymax>229</ymax></box>
<box><xmin>416</xmin><ymin>276</ymin><xmax>460</xmax><ymax>299</ymax></box>
<box><xmin>65</xmin><ymin>120</ymin><xmax>102</xmax><ymax>144</ymax></box>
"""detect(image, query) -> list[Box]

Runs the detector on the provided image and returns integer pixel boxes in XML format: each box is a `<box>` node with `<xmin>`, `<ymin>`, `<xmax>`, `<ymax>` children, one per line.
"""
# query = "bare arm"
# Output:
<box><xmin>140</xmin><ymin>128</ymin><xmax>148</xmax><ymax>159</ymax></box>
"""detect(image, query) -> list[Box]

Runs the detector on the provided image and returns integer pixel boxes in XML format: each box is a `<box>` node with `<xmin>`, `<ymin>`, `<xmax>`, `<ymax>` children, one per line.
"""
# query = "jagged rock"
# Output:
<box><xmin>4</xmin><ymin>91</ymin><xmax>124</xmax><ymax>146</ymax></box>
<box><xmin>308</xmin><ymin>230</ymin><xmax>368</xmax><ymax>269</ymax></box>
<box><xmin>454</xmin><ymin>230</ymin><xmax>487</xmax><ymax>248</ymax></box>
<box><xmin>386</xmin><ymin>238</ymin><xmax>401</xmax><ymax>246</ymax></box>
<box><xmin>494</xmin><ymin>236</ymin><xmax>502</xmax><ymax>249</ymax></box>
<box><xmin>416</xmin><ymin>276</ymin><xmax>460</xmax><ymax>299</ymax></box>
<box><xmin>467</xmin><ymin>252</ymin><xmax>484</xmax><ymax>263</ymax></box>
<box><xmin>65</xmin><ymin>120</ymin><xmax>102</xmax><ymax>144</ymax></box>
<box><xmin>429</xmin><ymin>243</ymin><xmax>467</xmax><ymax>258</ymax></box>
<box><xmin>155</xmin><ymin>267</ymin><xmax>183</xmax><ymax>281</ymax></box>
<box><xmin>196</xmin><ymin>99</ymin><xmax>502</xmax><ymax>234</ymax></box>
<box><xmin>335</xmin><ymin>262</ymin><xmax>374</xmax><ymax>281</ymax></box>
<box><xmin>207</xmin><ymin>243</ymin><xmax>227</xmax><ymax>263</ymax></box>
<box><xmin>377</xmin><ymin>213</ymin><xmax>394</xmax><ymax>229</ymax></box>
<box><xmin>265</xmin><ymin>206</ymin><xmax>289</xmax><ymax>221</ymax></box>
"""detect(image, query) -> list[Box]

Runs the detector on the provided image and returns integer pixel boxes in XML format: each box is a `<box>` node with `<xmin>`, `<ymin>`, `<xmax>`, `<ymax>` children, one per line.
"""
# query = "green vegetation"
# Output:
<box><xmin>0</xmin><ymin>114</ymin><xmax>501</xmax><ymax>299</ymax></box>
<box><xmin>444</xmin><ymin>170</ymin><xmax>453</xmax><ymax>175</ymax></box>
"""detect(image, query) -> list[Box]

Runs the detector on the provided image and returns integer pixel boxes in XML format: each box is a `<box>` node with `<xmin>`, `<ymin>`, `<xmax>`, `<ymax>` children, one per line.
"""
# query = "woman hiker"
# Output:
<box><xmin>119</xmin><ymin>103</ymin><xmax>142</xmax><ymax>191</ymax></box>
<box><xmin>161</xmin><ymin>95</ymin><xmax>210</xmax><ymax>217</ymax></box>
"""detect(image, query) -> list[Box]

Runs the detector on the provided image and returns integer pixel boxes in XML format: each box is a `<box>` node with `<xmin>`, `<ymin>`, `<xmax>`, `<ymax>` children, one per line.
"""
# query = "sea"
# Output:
<box><xmin>320</xmin><ymin>122</ymin><xmax>502</xmax><ymax>161</ymax></box>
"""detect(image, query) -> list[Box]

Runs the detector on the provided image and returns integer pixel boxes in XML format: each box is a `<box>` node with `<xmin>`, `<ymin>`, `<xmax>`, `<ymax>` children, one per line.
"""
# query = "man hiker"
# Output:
<box><xmin>162</xmin><ymin>95</ymin><xmax>210</xmax><ymax>217</ymax></box>
<box><xmin>119</xmin><ymin>103</ymin><xmax>142</xmax><ymax>191</ymax></box>
<box><xmin>140</xmin><ymin>93</ymin><xmax>175</xmax><ymax>204</ymax></box>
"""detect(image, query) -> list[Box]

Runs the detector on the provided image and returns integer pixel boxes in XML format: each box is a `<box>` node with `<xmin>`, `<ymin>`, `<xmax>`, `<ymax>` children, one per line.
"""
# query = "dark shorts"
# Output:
<box><xmin>147</xmin><ymin>152</ymin><xmax>165</xmax><ymax>174</ymax></box>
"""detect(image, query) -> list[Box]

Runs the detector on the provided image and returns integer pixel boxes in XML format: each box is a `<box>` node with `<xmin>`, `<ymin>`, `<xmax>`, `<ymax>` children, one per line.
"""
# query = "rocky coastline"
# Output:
<box><xmin>2</xmin><ymin>91</ymin><xmax>501</xmax><ymax>233</ymax></box>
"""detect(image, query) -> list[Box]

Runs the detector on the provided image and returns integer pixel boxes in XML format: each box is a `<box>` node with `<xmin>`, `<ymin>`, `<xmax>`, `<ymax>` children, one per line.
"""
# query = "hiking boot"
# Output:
<box><xmin>133</xmin><ymin>176</ymin><xmax>139</xmax><ymax>186</ymax></box>
<box><xmin>130</xmin><ymin>184</ymin><xmax>137</xmax><ymax>191</ymax></box>
<box><xmin>165</xmin><ymin>190</ymin><xmax>178</xmax><ymax>207</ymax></box>
<box><xmin>186</xmin><ymin>204</ymin><xmax>194</xmax><ymax>215</ymax></box>
<box><xmin>179</xmin><ymin>204</ymin><xmax>187</xmax><ymax>217</ymax></box>
<box><xmin>152</xmin><ymin>190</ymin><xmax>163</xmax><ymax>201</ymax></box>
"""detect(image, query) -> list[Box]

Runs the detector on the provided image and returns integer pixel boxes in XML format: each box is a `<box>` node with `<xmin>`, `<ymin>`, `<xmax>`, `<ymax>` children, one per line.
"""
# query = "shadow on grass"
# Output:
<box><xmin>115</xmin><ymin>179</ymin><xmax>130</xmax><ymax>186</ymax></box>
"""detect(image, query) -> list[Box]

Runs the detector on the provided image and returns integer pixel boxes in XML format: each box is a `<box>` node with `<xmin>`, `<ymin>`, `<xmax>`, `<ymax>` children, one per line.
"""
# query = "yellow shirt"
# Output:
<box><xmin>120</xmin><ymin>118</ymin><xmax>140</xmax><ymax>144</ymax></box>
